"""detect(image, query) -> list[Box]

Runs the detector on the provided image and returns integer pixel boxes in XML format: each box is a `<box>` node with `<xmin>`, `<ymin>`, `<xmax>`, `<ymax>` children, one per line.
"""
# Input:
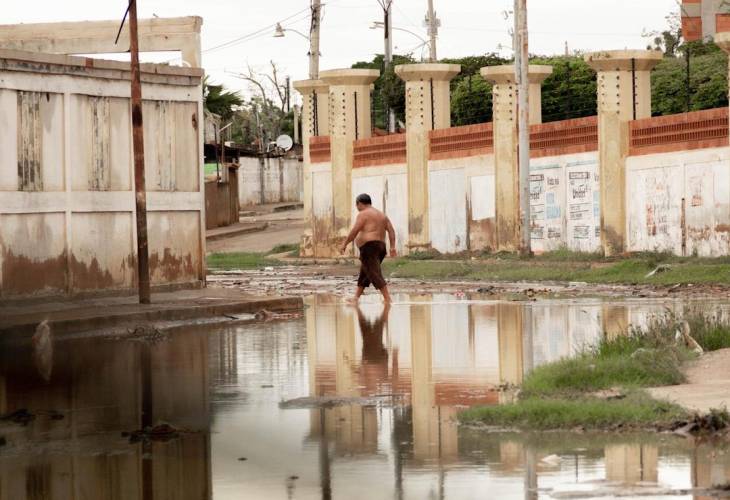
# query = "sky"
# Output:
<box><xmin>4</xmin><ymin>0</ymin><xmax>679</xmax><ymax>101</ymax></box>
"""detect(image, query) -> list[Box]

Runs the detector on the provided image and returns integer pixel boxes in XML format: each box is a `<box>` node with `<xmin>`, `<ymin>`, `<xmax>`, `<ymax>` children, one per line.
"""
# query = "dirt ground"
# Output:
<box><xmin>649</xmin><ymin>348</ymin><xmax>730</xmax><ymax>414</ymax></box>
<box><xmin>208</xmin><ymin>263</ymin><xmax>730</xmax><ymax>301</ymax></box>
<box><xmin>206</xmin><ymin>207</ymin><xmax>304</xmax><ymax>254</ymax></box>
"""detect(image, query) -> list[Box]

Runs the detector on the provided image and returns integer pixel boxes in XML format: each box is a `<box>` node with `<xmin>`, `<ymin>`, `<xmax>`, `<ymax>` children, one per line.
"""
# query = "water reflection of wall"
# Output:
<box><xmin>0</xmin><ymin>330</ymin><xmax>211</xmax><ymax>500</ymax></box>
<box><xmin>304</xmin><ymin>295</ymin><xmax>701</xmax><ymax>469</ymax></box>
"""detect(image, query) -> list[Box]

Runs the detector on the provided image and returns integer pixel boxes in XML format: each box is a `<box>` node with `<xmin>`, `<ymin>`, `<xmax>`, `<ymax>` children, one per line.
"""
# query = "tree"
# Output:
<box><xmin>352</xmin><ymin>53</ymin><xmax>416</xmax><ymax>131</ymax></box>
<box><xmin>203</xmin><ymin>76</ymin><xmax>242</xmax><ymax>121</ymax></box>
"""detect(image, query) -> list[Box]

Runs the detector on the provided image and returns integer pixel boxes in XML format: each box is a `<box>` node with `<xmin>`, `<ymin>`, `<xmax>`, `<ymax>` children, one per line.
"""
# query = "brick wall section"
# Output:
<box><xmin>429</xmin><ymin>123</ymin><xmax>494</xmax><ymax>161</ymax></box>
<box><xmin>353</xmin><ymin>133</ymin><xmax>406</xmax><ymax>168</ymax></box>
<box><xmin>629</xmin><ymin>107</ymin><xmax>729</xmax><ymax>156</ymax></box>
<box><xmin>310</xmin><ymin>136</ymin><xmax>331</xmax><ymax>163</ymax></box>
<box><xmin>529</xmin><ymin>116</ymin><xmax>598</xmax><ymax>158</ymax></box>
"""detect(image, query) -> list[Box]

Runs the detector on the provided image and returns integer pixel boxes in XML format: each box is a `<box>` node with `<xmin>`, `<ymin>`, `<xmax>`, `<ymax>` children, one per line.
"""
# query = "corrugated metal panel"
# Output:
<box><xmin>384</xmin><ymin>173</ymin><xmax>408</xmax><ymax>255</ymax></box>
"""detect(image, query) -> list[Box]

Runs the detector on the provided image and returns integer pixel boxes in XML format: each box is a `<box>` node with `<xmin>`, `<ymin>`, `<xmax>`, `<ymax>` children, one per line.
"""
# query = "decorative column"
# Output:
<box><xmin>395</xmin><ymin>64</ymin><xmax>461</xmax><ymax>253</ymax></box>
<box><xmin>319</xmin><ymin>69</ymin><xmax>379</xmax><ymax>249</ymax></box>
<box><xmin>481</xmin><ymin>65</ymin><xmax>552</xmax><ymax>252</ymax></box>
<box><xmin>293</xmin><ymin>79</ymin><xmax>330</xmax><ymax>257</ymax></box>
<box><xmin>585</xmin><ymin>50</ymin><xmax>662</xmax><ymax>256</ymax></box>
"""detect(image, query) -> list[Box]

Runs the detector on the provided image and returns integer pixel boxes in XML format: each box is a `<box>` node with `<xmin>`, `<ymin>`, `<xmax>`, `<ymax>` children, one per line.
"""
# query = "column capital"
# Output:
<box><xmin>480</xmin><ymin>64</ymin><xmax>553</xmax><ymax>85</ymax></box>
<box><xmin>319</xmin><ymin>68</ymin><xmax>379</xmax><ymax>87</ymax></box>
<box><xmin>293</xmin><ymin>79</ymin><xmax>329</xmax><ymax>94</ymax></box>
<box><xmin>584</xmin><ymin>50</ymin><xmax>662</xmax><ymax>72</ymax></box>
<box><xmin>395</xmin><ymin>63</ymin><xmax>461</xmax><ymax>82</ymax></box>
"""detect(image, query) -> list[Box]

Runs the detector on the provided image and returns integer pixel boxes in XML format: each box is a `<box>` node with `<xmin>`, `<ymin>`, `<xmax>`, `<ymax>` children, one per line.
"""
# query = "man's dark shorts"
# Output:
<box><xmin>357</xmin><ymin>240</ymin><xmax>387</xmax><ymax>290</ymax></box>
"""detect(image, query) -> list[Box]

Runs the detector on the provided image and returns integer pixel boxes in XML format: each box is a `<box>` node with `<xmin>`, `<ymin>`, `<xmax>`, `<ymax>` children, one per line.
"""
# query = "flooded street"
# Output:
<box><xmin>1</xmin><ymin>295</ymin><xmax>730</xmax><ymax>498</ymax></box>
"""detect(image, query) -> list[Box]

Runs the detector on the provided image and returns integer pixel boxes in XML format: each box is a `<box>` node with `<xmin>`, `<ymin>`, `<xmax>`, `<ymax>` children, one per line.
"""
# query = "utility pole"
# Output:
<box><xmin>426</xmin><ymin>0</ymin><xmax>438</xmax><ymax>62</ymax></box>
<box><xmin>129</xmin><ymin>0</ymin><xmax>151</xmax><ymax>304</ymax></box>
<box><xmin>380</xmin><ymin>0</ymin><xmax>396</xmax><ymax>132</ymax></box>
<box><xmin>309</xmin><ymin>0</ymin><xmax>322</xmax><ymax>79</ymax></box>
<box><xmin>514</xmin><ymin>0</ymin><xmax>531</xmax><ymax>256</ymax></box>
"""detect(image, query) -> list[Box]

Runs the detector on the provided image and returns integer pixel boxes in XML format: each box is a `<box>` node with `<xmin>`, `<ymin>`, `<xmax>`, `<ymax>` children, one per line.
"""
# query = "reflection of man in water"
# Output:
<box><xmin>357</xmin><ymin>304</ymin><xmax>391</xmax><ymax>392</ymax></box>
<box><xmin>340</xmin><ymin>194</ymin><xmax>397</xmax><ymax>303</ymax></box>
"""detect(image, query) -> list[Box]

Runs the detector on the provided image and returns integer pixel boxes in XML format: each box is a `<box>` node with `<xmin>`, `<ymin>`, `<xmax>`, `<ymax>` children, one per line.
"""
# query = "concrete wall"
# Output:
<box><xmin>627</xmin><ymin>146</ymin><xmax>730</xmax><ymax>256</ymax></box>
<box><xmin>351</xmin><ymin>164</ymin><xmax>408</xmax><ymax>255</ymax></box>
<box><xmin>0</xmin><ymin>50</ymin><xmax>205</xmax><ymax>299</ymax></box>
<box><xmin>530</xmin><ymin>152</ymin><xmax>601</xmax><ymax>253</ymax></box>
<box><xmin>238</xmin><ymin>156</ymin><xmax>303</xmax><ymax>207</ymax></box>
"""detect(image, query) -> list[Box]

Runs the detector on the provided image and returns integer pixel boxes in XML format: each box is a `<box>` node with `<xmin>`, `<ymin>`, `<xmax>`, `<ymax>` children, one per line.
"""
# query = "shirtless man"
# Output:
<box><xmin>340</xmin><ymin>194</ymin><xmax>397</xmax><ymax>303</ymax></box>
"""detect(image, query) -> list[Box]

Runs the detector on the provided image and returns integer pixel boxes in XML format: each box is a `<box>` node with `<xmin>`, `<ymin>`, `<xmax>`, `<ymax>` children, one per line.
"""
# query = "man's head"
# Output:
<box><xmin>355</xmin><ymin>193</ymin><xmax>372</xmax><ymax>211</ymax></box>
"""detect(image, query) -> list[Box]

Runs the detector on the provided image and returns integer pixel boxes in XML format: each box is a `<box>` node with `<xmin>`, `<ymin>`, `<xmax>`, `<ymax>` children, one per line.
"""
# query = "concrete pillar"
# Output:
<box><xmin>293</xmin><ymin>79</ymin><xmax>330</xmax><ymax>256</ymax></box>
<box><xmin>481</xmin><ymin>65</ymin><xmax>553</xmax><ymax>252</ymax></box>
<box><xmin>585</xmin><ymin>50</ymin><xmax>662</xmax><ymax>256</ymax></box>
<box><xmin>319</xmin><ymin>69</ymin><xmax>380</xmax><ymax>245</ymax></box>
<box><xmin>395</xmin><ymin>64</ymin><xmax>461</xmax><ymax>253</ymax></box>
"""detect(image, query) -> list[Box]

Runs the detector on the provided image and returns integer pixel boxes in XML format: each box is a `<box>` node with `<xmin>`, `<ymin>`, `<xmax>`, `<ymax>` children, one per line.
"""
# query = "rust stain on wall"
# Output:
<box><xmin>1</xmin><ymin>249</ymin><xmax>67</xmax><ymax>296</ymax></box>
<box><xmin>150</xmin><ymin>249</ymin><xmax>196</xmax><ymax>282</ymax></box>
<box><xmin>89</xmin><ymin>96</ymin><xmax>111</xmax><ymax>191</ymax></box>
<box><xmin>69</xmin><ymin>254</ymin><xmax>134</xmax><ymax>291</ymax></box>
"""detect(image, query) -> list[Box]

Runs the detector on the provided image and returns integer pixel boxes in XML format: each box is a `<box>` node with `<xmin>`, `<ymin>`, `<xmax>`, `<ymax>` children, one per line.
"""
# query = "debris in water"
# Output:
<box><xmin>1</xmin><ymin>409</ymin><xmax>35</xmax><ymax>426</ymax></box>
<box><xmin>238</xmin><ymin>457</ymin><xmax>248</xmax><ymax>461</ymax></box>
<box><xmin>125</xmin><ymin>423</ymin><xmax>181</xmax><ymax>444</ymax></box>
<box><xmin>32</xmin><ymin>320</ymin><xmax>53</xmax><ymax>382</ymax></box>
<box><xmin>126</xmin><ymin>325</ymin><xmax>167</xmax><ymax>343</ymax></box>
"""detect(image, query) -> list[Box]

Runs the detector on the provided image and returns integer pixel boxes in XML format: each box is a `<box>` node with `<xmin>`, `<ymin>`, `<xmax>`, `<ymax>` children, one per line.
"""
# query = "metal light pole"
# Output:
<box><xmin>514</xmin><ymin>0</ymin><xmax>531</xmax><ymax>256</ymax></box>
<box><xmin>129</xmin><ymin>0</ymin><xmax>151</xmax><ymax>303</ymax></box>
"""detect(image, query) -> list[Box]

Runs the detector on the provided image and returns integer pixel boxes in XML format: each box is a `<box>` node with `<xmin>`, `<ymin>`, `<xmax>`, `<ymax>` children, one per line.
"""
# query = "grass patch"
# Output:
<box><xmin>383</xmin><ymin>251</ymin><xmax>730</xmax><ymax>285</ymax></box>
<box><xmin>460</xmin><ymin>392</ymin><xmax>687</xmax><ymax>430</ymax></box>
<box><xmin>207</xmin><ymin>252</ymin><xmax>281</xmax><ymax>270</ymax></box>
<box><xmin>268</xmin><ymin>243</ymin><xmax>300</xmax><ymax>256</ymax></box>
<box><xmin>458</xmin><ymin>311</ymin><xmax>730</xmax><ymax>430</ymax></box>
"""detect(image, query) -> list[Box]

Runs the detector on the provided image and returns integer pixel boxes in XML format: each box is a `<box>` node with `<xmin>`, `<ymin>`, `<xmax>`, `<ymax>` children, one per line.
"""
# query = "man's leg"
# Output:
<box><xmin>379</xmin><ymin>285</ymin><xmax>392</xmax><ymax>303</ymax></box>
<box><xmin>350</xmin><ymin>286</ymin><xmax>365</xmax><ymax>303</ymax></box>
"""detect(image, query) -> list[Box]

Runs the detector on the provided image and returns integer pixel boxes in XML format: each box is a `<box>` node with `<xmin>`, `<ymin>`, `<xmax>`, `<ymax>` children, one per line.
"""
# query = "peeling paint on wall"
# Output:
<box><xmin>17</xmin><ymin>91</ymin><xmax>42</xmax><ymax>192</ymax></box>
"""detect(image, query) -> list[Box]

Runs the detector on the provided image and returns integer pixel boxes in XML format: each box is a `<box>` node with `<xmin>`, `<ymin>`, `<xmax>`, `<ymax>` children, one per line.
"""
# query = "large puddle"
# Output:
<box><xmin>1</xmin><ymin>295</ymin><xmax>729</xmax><ymax>499</ymax></box>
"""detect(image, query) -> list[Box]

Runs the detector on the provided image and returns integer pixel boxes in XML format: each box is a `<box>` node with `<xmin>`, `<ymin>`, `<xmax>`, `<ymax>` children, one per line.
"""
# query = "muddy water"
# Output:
<box><xmin>1</xmin><ymin>295</ymin><xmax>729</xmax><ymax>499</ymax></box>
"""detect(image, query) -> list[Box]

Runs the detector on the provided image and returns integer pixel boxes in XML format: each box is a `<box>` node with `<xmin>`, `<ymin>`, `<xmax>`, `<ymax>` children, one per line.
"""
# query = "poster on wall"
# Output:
<box><xmin>566</xmin><ymin>162</ymin><xmax>600</xmax><ymax>252</ymax></box>
<box><xmin>530</xmin><ymin>167</ymin><xmax>563</xmax><ymax>253</ymax></box>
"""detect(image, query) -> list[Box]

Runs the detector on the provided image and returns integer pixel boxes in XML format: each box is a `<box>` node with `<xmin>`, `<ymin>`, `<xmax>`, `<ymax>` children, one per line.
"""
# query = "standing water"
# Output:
<box><xmin>0</xmin><ymin>294</ymin><xmax>728</xmax><ymax>499</ymax></box>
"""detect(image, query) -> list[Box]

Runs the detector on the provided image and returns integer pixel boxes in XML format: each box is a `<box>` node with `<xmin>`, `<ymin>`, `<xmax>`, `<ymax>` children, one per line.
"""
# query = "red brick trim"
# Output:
<box><xmin>530</xmin><ymin>116</ymin><xmax>598</xmax><ymax>159</ymax></box>
<box><xmin>629</xmin><ymin>108</ymin><xmax>729</xmax><ymax>157</ymax></box>
<box><xmin>353</xmin><ymin>133</ymin><xmax>406</xmax><ymax>168</ymax></box>
<box><xmin>429</xmin><ymin>123</ymin><xmax>494</xmax><ymax>161</ymax></box>
<box><xmin>310</xmin><ymin>136</ymin><xmax>331</xmax><ymax>163</ymax></box>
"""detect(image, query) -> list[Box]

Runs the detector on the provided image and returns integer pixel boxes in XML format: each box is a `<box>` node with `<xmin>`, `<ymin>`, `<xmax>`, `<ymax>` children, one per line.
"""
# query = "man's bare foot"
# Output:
<box><xmin>346</xmin><ymin>297</ymin><xmax>360</xmax><ymax>305</ymax></box>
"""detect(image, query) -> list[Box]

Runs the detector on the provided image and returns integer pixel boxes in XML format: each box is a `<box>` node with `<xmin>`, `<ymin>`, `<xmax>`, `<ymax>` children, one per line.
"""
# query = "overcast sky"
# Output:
<box><xmin>5</xmin><ymin>0</ymin><xmax>678</xmax><ymax>100</ymax></box>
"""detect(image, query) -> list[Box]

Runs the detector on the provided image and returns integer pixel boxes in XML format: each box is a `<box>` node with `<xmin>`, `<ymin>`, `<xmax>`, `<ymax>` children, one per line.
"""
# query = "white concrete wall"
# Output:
<box><xmin>238</xmin><ymin>156</ymin><xmax>303</xmax><ymax>207</ymax></box>
<box><xmin>351</xmin><ymin>164</ymin><xmax>408</xmax><ymax>255</ymax></box>
<box><xmin>530</xmin><ymin>152</ymin><xmax>601</xmax><ymax>253</ymax></box>
<box><xmin>0</xmin><ymin>52</ymin><xmax>205</xmax><ymax>299</ymax></box>
<box><xmin>626</xmin><ymin>146</ymin><xmax>730</xmax><ymax>256</ymax></box>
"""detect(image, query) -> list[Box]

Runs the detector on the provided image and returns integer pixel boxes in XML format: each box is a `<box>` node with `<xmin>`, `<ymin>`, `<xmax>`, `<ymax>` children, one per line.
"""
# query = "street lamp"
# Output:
<box><xmin>274</xmin><ymin>22</ymin><xmax>320</xmax><ymax>79</ymax></box>
<box><xmin>274</xmin><ymin>22</ymin><xmax>310</xmax><ymax>41</ymax></box>
<box><xmin>370</xmin><ymin>21</ymin><xmax>430</xmax><ymax>61</ymax></box>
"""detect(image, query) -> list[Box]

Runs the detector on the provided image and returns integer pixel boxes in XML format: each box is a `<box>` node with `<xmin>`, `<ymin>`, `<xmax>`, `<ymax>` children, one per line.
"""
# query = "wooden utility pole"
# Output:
<box><xmin>426</xmin><ymin>0</ymin><xmax>438</xmax><ymax>62</ymax></box>
<box><xmin>309</xmin><ymin>0</ymin><xmax>322</xmax><ymax>79</ymax></box>
<box><xmin>129</xmin><ymin>0</ymin><xmax>151</xmax><ymax>303</ymax></box>
<box><xmin>514</xmin><ymin>0</ymin><xmax>531</xmax><ymax>256</ymax></box>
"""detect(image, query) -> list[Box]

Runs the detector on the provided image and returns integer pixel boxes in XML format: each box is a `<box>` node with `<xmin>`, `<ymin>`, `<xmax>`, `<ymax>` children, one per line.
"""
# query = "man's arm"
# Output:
<box><xmin>340</xmin><ymin>213</ymin><xmax>365</xmax><ymax>253</ymax></box>
<box><xmin>385</xmin><ymin>217</ymin><xmax>397</xmax><ymax>257</ymax></box>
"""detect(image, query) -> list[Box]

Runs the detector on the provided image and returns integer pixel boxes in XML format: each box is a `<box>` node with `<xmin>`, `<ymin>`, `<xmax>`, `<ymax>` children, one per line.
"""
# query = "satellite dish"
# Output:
<box><xmin>276</xmin><ymin>134</ymin><xmax>294</xmax><ymax>152</ymax></box>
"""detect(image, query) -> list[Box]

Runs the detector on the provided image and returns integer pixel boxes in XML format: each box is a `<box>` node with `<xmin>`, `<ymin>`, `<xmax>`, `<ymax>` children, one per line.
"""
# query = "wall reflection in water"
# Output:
<box><xmin>302</xmin><ymin>294</ymin><xmax>730</xmax><ymax>498</ymax></box>
<box><xmin>0</xmin><ymin>330</ymin><xmax>211</xmax><ymax>500</ymax></box>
